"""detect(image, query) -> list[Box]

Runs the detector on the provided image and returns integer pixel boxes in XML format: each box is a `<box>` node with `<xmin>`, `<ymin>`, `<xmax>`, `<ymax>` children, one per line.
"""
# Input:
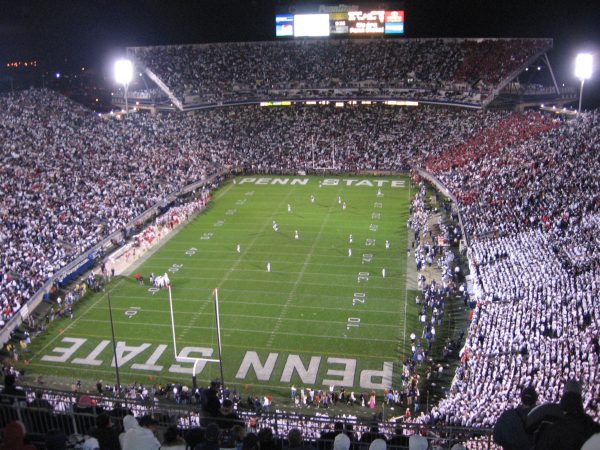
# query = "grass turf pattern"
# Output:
<box><xmin>23</xmin><ymin>176</ymin><xmax>418</xmax><ymax>396</ymax></box>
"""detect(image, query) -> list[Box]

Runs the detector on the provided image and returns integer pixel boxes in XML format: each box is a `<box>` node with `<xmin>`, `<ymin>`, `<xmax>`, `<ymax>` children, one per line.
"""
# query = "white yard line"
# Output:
<box><xmin>65</xmin><ymin>319</ymin><xmax>400</xmax><ymax>342</ymax></box>
<box><xmin>266</xmin><ymin>198</ymin><xmax>333</xmax><ymax>347</ymax></box>
<box><xmin>177</xmin><ymin>187</ymin><xmax>295</xmax><ymax>343</ymax></box>
<box><xmin>99</xmin><ymin>298</ymin><xmax>403</xmax><ymax>314</ymax></box>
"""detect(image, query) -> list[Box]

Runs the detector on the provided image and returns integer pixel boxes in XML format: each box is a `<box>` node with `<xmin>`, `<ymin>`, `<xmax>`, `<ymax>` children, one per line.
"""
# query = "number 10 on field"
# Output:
<box><xmin>347</xmin><ymin>317</ymin><xmax>360</xmax><ymax>330</ymax></box>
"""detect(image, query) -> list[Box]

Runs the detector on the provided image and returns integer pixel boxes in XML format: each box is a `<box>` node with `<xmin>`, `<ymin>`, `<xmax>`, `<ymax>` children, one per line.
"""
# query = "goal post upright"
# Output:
<box><xmin>168</xmin><ymin>284</ymin><xmax>223</xmax><ymax>388</ymax></box>
<box><xmin>213</xmin><ymin>288</ymin><xmax>226</xmax><ymax>390</ymax></box>
<box><xmin>168</xmin><ymin>285</ymin><xmax>178</xmax><ymax>357</ymax></box>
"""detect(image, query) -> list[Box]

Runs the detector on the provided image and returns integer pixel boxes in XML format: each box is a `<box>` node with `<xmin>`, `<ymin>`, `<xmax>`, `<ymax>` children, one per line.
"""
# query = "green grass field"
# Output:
<box><xmin>22</xmin><ymin>175</ymin><xmax>422</xmax><ymax>398</ymax></box>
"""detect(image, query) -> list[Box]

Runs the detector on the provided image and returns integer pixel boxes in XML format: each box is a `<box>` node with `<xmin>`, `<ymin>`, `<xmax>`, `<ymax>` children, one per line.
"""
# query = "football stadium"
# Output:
<box><xmin>0</xmin><ymin>2</ymin><xmax>599</xmax><ymax>449</ymax></box>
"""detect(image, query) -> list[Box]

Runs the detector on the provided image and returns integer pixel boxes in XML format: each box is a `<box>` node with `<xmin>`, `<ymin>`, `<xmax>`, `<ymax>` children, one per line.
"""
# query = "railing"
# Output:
<box><xmin>0</xmin><ymin>388</ymin><xmax>497</xmax><ymax>449</ymax></box>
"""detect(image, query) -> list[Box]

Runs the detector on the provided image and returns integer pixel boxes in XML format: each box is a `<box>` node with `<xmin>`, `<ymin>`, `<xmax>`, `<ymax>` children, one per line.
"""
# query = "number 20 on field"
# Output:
<box><xmin>352</xmin><ymin>292</ymin><xmax>366</xmax><ymax>305</ymax></box>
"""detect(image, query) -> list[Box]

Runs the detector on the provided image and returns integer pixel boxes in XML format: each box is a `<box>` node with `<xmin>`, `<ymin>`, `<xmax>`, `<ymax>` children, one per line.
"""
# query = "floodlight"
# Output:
<box><xmin>575</xmin><ymin>53</ymin><xmax>593</xmax><ymax>80</ymax></box>
<box><xmin>114</xmin><ymin>59</ymin><xmax>133</xmax><ymax>115</ymax></box>
<box><xmin>575</xmin><ymin>53</ymin><xmax>593</xmax><ymax>113</ymax></box>
<box><xmin>114</xmin><ymin>59</ymin><xmax>133</xmax><ymax>85</ymax></box>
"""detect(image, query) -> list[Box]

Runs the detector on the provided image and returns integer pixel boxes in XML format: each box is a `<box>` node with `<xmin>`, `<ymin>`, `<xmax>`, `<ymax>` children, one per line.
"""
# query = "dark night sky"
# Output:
<box><xmin>1</xmin><ymin>0</ymin><xmax>599</xmax><ymax>107</ymax></box>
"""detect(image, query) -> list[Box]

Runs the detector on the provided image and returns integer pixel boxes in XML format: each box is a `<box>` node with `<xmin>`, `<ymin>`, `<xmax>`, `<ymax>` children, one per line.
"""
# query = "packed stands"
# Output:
<box><xmin>129</xmin><ymin>38</ymin><xmax>551</xmax><ymax>107</ymax></box>
<box><xmin>1</xmin><ymin>92</ymin><xmax>523</xmax><ymax>333</ymax></box>
<box><xmin>426</xmin><ymin>110</ymin><xmax>599</xmax><ymax>239</ymax></box>
<box><xmin>0</xmin><ymin>81</ymin><xmax>599</xmax><ymax>443</ymax></box>
<box><xmin>417</xmin><ymin>110</ymin><xmax>600</xmax><ymax>428</ymax></box>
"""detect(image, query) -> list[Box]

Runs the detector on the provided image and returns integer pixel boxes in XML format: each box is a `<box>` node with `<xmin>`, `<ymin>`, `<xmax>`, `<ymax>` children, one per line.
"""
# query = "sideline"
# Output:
<box><xmin>108</xmin><ymin>182</ymin><xmax>235</xmax><ymax>279</ymax></box>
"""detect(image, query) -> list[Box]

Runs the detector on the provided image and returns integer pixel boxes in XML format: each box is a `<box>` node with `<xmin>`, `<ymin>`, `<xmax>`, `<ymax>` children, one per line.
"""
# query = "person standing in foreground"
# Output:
<box><xmin>120</xmin><ymin>415</ymin><xmax>160</xmax><ymax>450</ymax></box>
<box><xmin>535</xmin><ymin>380</ymin><xmax>600</xmax><ymax>450</ymax></box>
<box><xmin>493</xmin><ymin>386</ymin><xmax>538</xmax><ymax>450</ymax></box>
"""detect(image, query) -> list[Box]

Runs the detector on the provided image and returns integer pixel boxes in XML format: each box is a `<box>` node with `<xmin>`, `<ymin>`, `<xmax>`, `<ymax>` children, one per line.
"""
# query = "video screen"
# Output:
<box><xmin>293</xmin><ymin>14</ymin><xmax>331</xmax><ymax>37</ymax></box>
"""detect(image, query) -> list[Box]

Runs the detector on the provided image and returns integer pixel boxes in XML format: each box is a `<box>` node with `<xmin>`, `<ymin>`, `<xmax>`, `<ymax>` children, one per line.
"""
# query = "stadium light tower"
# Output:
<box><xmin>575</xmin><ymin>53</ymin><xmax>593</xmax><ymax>113</ymax></box>
<box><xmin>114</xmin><ymin>59</ymin><xmax>134</xmax><ymax>115</ymax></box>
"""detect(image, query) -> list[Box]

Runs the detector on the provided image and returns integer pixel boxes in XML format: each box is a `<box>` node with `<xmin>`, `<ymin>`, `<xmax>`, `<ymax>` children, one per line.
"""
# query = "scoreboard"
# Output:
<box><xmin>276</xmin><ymin>3</ymin><xmax>405</xmax><ymax>38</ymax></box>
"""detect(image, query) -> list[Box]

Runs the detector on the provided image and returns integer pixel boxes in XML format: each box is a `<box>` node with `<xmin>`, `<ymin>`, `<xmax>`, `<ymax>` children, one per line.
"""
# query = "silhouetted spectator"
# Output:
<box><xmin>161</xmin><ymin>425</ymin><xmax>186</xmax><ymax>449</ymax></box>
<box><xmin>88</xmin><ymin>413</ymin><xmax>121</xmax><ymax>450</ymax></box>
<box><xmin>216</xmin><ymin>399</ymin><xmax>243</xmax><ymax>429</ymax></box>
<box><xmin>44</xmin><ymin>429</ymin><xmax>68</xmax><ymax>450</ymax></box>
<box><xmin>195</xmin><ymin>422</ymin><xmax>220</xmax><ymax>450</ymax></box>
<box><xmin>493</xmin><ymin>386</ymin><xmax>537</xmax><ymax>450</ymax></box>
<box><xmin>535</xmin><ymin>380</ymin><xmax>600</xmax><ymax>450</ymax></box>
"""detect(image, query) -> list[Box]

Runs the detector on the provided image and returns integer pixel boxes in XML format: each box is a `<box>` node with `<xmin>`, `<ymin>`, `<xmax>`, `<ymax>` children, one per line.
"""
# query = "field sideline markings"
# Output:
<box><xmin>145</xmin><ymin>253</ymin><xmax>402</xmax><ymax>263</ymax></box>
<box><xmin>119</xmin><ymin>182</ymin><xmax>238</xmax><ymax>278</ymax></box>
<box><xmin>76</xmin><ymin>311</ymin><xmax>398</xmax><ymax>337</ymax></box>
<box><xmin>30</xmin><ymin>278</ymin><xmax>127</xmax><ymax>362</ymax></box>
<box><xmin>177</xmin><ymin>182</ymin><xmax>247</xmax><ymax>342</ymax></box>
<box><xmin>103</xmin><ymin>282</ymin><xmax>403</xmax><ymax>303</ymax></box>
<box><xmin>110</xmin><ymin>289</ymin><xmax>402</xmax><ymax>302</ymax></box>
<box><xmin>401</xmin><ymin>180</ymin><xmax>412</xmax><ymax>352</ymax></box>
<box><xmin>131</xmin><ymin>272</ymin><xmax>405</xmax><ymax>286</ymax></box>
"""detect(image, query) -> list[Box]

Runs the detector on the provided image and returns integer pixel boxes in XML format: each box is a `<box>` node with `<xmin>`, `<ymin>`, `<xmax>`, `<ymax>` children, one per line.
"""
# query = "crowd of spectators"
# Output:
<box><xmin>420</xmin><ymin>228</ymin><xmax>599</xmax><ymax>427</ymax></box>
<box><xmin>0</xmin><ymin>89</ymin><xmax>217</xmax><ymax>328</ymax></box>
<box><xmin>130</xmin><ymin>38</ymin><xmax>550</xmax><ymax>105</ymax></box>
<box><xmin>1</xmin><ymin>91</ymin><xmax>512</xmax><ymax>331</ymax></box>
<box><xmin>1</xmin><ymin>85</ymin><xmax>599</xmax><ymax>435</ymax></box>
<box><xmin>0</xmin><ymin>378</ymin><xmax>492</xmax><ymax>450</ymax></box>
<box><xmin>417</xmin><ymin>111</ymin><xmax>600</xmax><ymax>427</ymax></box>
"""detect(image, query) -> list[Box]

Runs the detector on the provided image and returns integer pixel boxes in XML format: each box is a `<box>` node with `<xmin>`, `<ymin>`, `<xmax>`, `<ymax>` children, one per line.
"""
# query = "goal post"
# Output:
<box><xmin>167</xmin><ymin>285</ymin><xmax>225</xmax><ymax>389</ymax></box>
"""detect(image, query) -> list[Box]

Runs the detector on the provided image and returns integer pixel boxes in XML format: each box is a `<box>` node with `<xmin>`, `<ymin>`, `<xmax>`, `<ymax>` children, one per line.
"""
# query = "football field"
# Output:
<box><xmin>24</xmin><ymin>175</ymin><xmax>420</xmax><ymax>396</ymax></box>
